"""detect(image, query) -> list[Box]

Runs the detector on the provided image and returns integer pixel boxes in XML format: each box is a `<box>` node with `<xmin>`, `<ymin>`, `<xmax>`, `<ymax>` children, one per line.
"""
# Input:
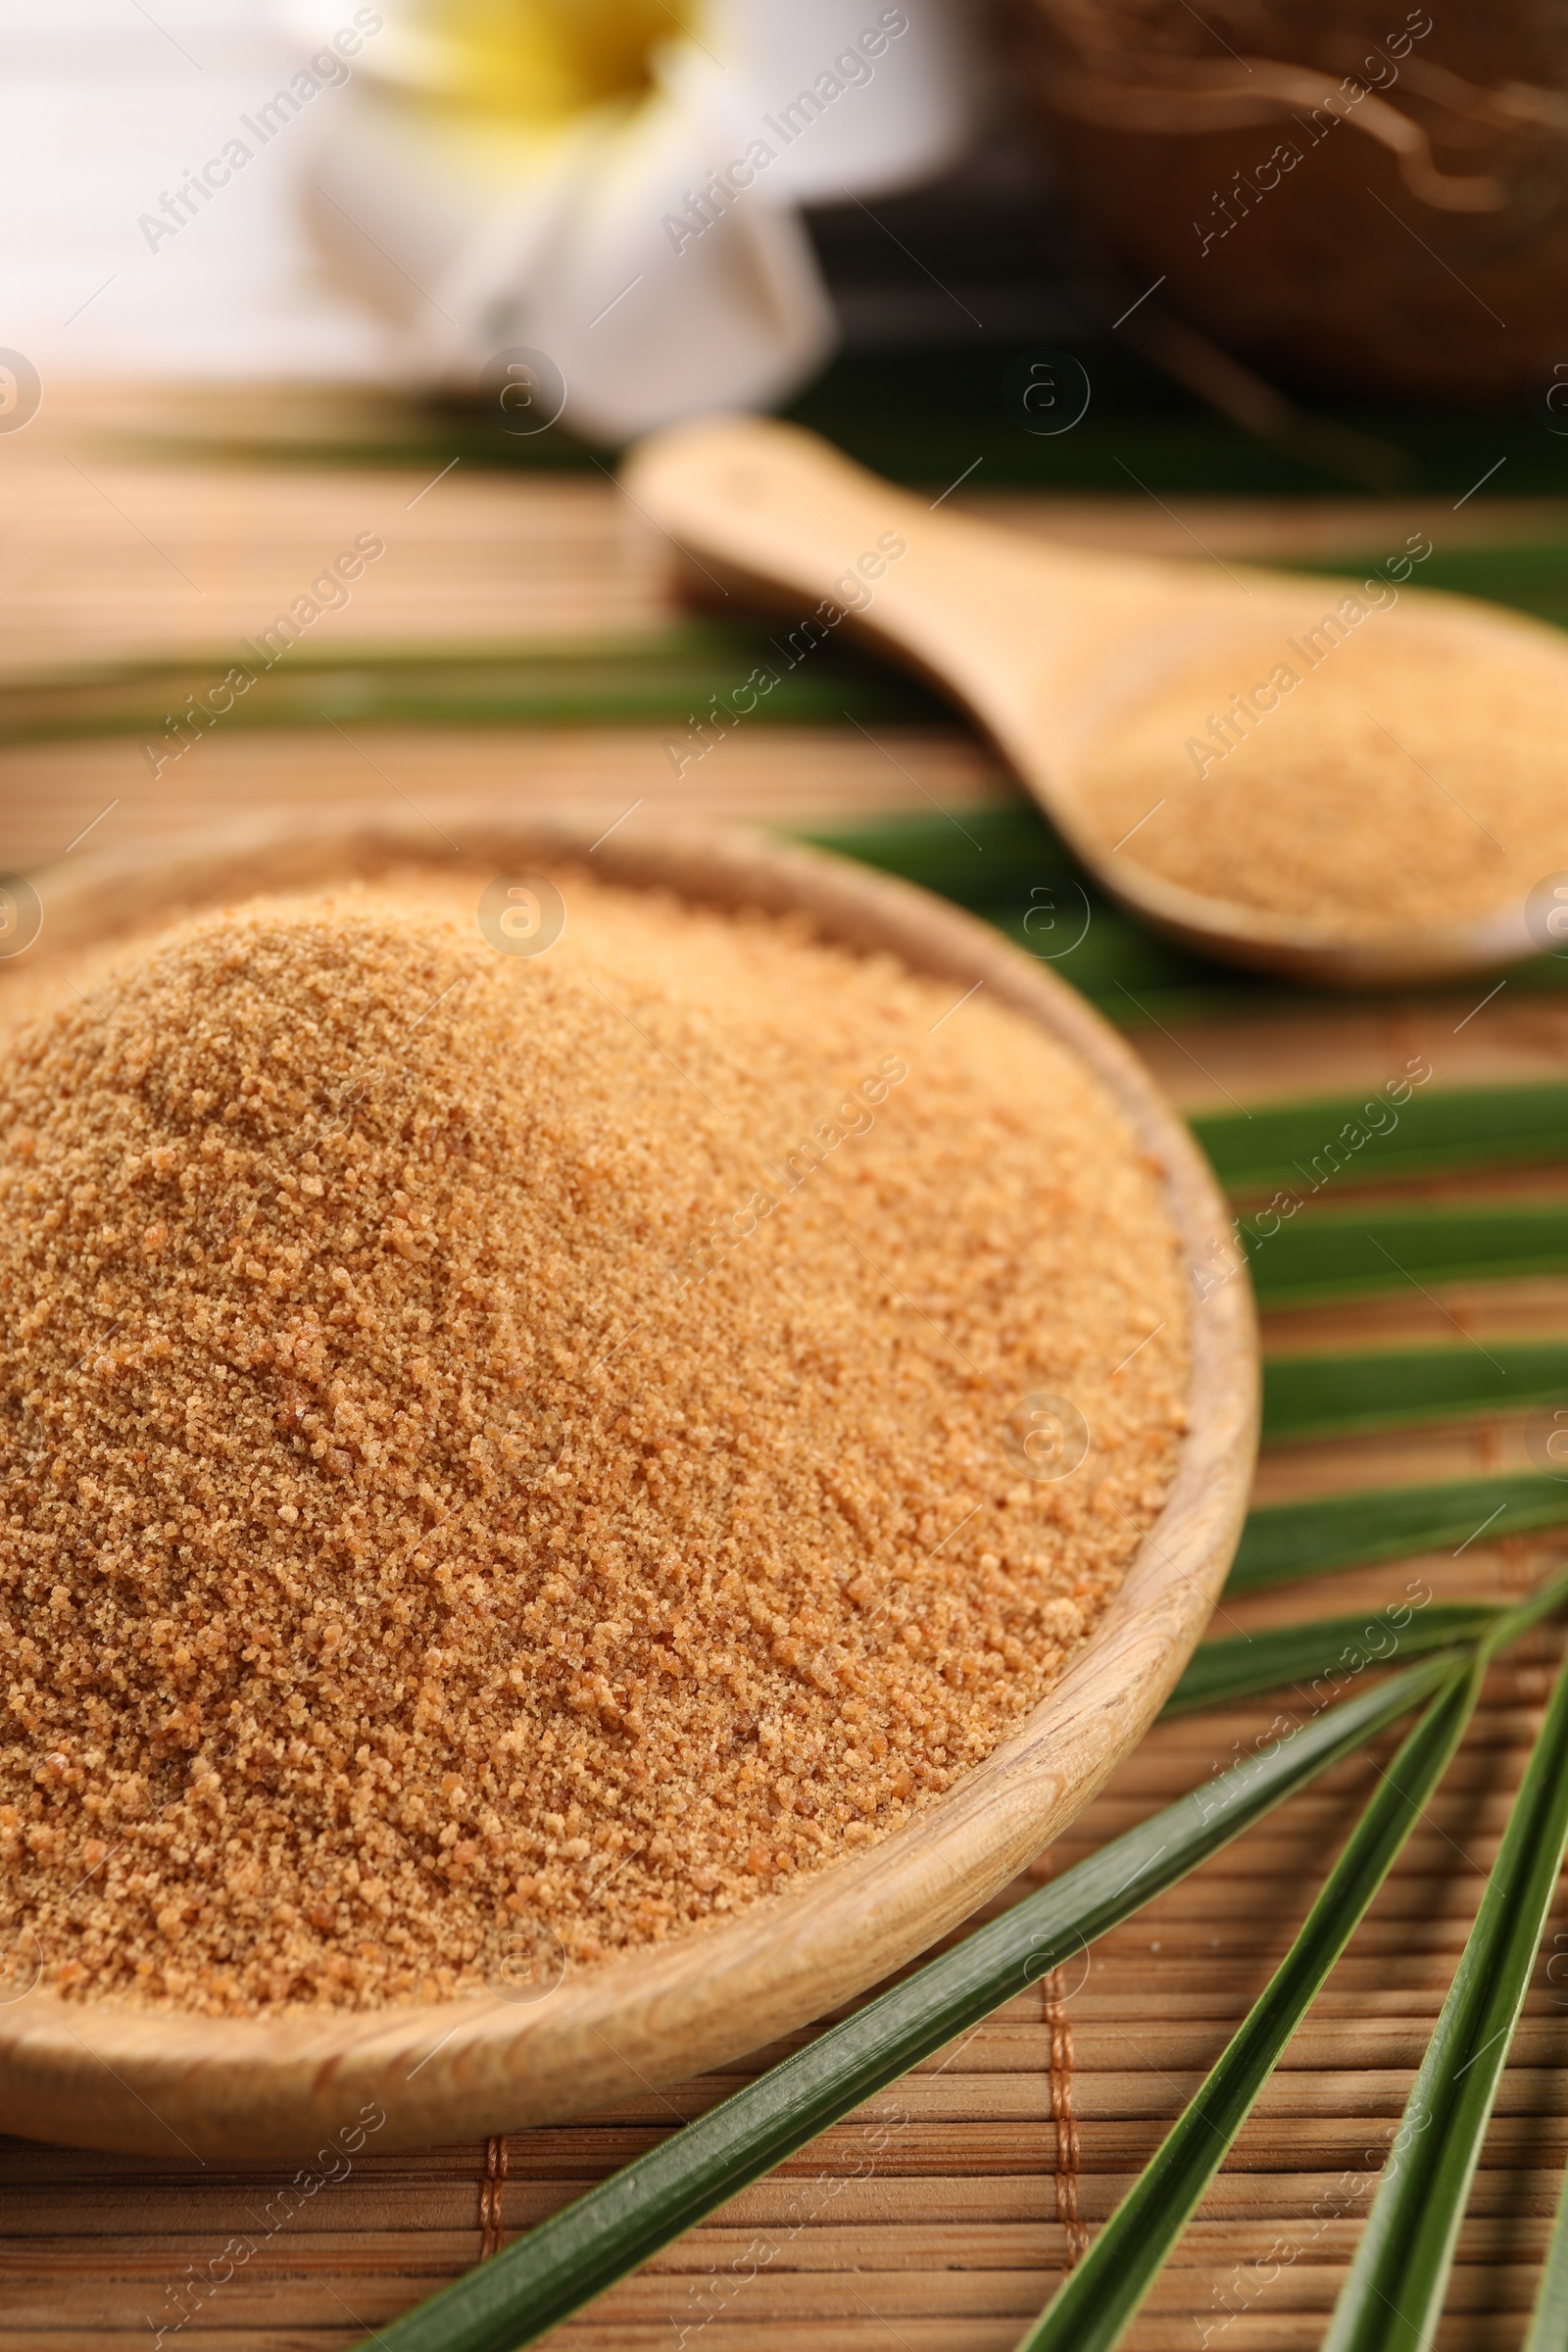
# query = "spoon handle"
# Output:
<box><xmin>621</xmin><ymin>415</ymin><xmax>1127</xmax><ymax>757</ymax></box>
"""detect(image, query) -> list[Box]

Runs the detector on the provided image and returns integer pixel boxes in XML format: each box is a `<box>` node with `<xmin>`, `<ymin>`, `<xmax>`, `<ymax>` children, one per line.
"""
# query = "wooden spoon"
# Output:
<box><xmin>622</xmin><ymin>416</ymin><xmax>1559</xmax><ymax>989</ymax></box>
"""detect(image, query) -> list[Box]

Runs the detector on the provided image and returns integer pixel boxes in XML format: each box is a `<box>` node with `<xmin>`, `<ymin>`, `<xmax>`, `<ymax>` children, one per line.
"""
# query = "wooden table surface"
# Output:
<box><xmin>2</xmin><ymin>407</ymin><xmax>1566</xmax><ymax>2350</ymax></box>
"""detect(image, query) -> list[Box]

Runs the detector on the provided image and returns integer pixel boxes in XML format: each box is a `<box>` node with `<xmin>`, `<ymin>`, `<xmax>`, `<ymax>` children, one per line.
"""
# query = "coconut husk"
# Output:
<box><xmin>1006</xmin><ymin>0</ymin><xmax>1568</xmax><ymax>405</ymax></box>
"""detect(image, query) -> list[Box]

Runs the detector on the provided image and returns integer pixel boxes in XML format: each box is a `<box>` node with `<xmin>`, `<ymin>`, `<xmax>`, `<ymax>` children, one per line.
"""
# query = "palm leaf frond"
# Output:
<box><xmin>1324</xmin><ymin>1622</ymin><xmax>1568</xmax><ymax>2348</ymax></box>
<box><xmin>1229</xmin><ymin>1474</ymin><xmax>1568</xmax><ymax>1595</ymax></box>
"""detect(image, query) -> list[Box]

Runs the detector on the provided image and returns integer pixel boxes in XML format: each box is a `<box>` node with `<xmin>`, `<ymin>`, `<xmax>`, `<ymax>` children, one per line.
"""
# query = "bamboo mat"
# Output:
<box><xmin>3</xmin><ymin>415</ymin><xmax>1568</xmax><ymax>2351</ymax></box>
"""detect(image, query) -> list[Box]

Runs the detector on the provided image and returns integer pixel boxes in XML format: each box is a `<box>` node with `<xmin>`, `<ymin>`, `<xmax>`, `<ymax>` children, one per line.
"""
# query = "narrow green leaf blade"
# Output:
<box><xmin>1324</xmin><ymin>1636</ymin><xmax>1568</xmax><ymax>2350</ymax></box>
<box><xmin>1022</xmin><ymin>1657</ymin><xmax>1484</xmax><ymax>2352</ymax></box>
<box><xmin>1161</xmin><ymin>1602</ymin><xmax>1499</xmax><ymax>1715</ymax></box>
<box><xmin>350</xmin><ymin>1663</ymin><xmax>1452</xmax><ymax>2352</ymax></box>
<box><xmin>1195</xmin><ymin>1083</ymin><xmax>1568</xmax><ymax>1195</ymax></box>
<box><xmin>1262</xmin><ymin>1342</ymin><xmax>1568</xmax><ymax>1444</ymax></box>
<box><xmin>1025</xmin><ymin>1570</ymin><xmax>1568</xmax><ymax>2352</ymax></box>
<box><xmin>1244</xmin><ymin>1203</ymin><xmax>1568</xmax><ymax>1305</ymax></box>
<box><xmin>1227</xmin><ymin>1474</ymin><xmax>1568</xmax><ymax>1595</ymax></box>
<box><xmin>0</xmin><ymin>625</ymin><xmax>950</xmax><ymax>742</ymax></box>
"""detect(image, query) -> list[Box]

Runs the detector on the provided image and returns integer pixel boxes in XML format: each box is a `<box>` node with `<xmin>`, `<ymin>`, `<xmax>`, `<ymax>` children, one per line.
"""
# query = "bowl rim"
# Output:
<box><xmin>0</xmin><ymin>803</ymin><xmax>1257</xmax><ymax>2158</ymax></box>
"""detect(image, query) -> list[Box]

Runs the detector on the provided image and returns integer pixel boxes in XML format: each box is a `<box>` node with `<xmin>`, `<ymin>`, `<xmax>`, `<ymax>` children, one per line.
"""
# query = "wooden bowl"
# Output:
<box><xmin>0</xmin><ymin>807</ymin><xmax>1257</xmax><ymax>2158</ymax></box>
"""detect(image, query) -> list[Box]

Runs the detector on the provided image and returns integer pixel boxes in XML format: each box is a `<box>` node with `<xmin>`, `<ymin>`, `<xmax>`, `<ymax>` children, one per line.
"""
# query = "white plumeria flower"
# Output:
<box><xmin>283</xmin><ymin>0</ymin><xmax>978</xmax><ymax>440</ymax></box>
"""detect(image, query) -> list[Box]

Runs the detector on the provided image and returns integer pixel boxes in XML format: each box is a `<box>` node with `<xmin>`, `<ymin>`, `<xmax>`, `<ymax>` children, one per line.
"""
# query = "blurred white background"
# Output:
<box><xmin>0</xmin><ymin>0</ymin><xmax>385</xmax><ymax>377</ymax></box>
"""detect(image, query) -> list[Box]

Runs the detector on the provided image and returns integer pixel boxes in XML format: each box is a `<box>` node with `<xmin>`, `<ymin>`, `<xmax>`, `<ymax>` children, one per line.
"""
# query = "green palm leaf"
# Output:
<box><xmin>1020</xmin><ymin>1666</ymin><xmax>1478</xmax><ymax>2350</ymax></box>
<box><xmin>1244</xmin><ymin>1203</ymin><xmax>1568</xmax><ymax>1306</ymax></box>
<box><xmin>1228</xmin><ymin>1472</ymin><xmax>1568</xmax><ymax>1594</ymax></box>
<box><xmin>0</xmin><ymin>626</ymin><xmax>945</xmax><ymax>742</ymax></box>
<box><xmin>1195</xmin><ymin>1082</ymin><xmax>1568</xmax><ymax>1195</ymax></box>
<box><xmin>1323</xmin><ymin>1624</ymin><xmax>1568</xmax><ymax>2349</ymax></box>
<box><xmin>348</xmin><ymin>1658</ymin><xmax>1456</xmax><ymax>2352</ymax></box>
<box><xmin>808</xmin><ymin>808</ymin><xmax>1264</xmax><ymax>1024</ymax></box>
<box><xmin>1262</xmin><ymin>1342</ymin><xmax>1568</xmax><ymax>1443</ymax></box>
<box><xmin>1161</xmin><ymin>1600</ymin><xmax>1500</xmax><ymax>1714</ymax></box>
<box><xmin>1018</xmin><ymin>1571</ymin><xmax>1568</xmax><ymax>2352</ymax></box>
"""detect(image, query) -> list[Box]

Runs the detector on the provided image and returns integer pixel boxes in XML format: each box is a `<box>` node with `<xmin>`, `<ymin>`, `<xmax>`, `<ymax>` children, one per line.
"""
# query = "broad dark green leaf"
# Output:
<box><xmin>1244</xmin><ymin>1203</ymin><xmax>1568</xmax><ymax>1306</ymax></box>
<box><xmin>1228</xmin><ymin>1474</ymin><xmax>1568</xmax><ymax>1595</ymax></box>
<box><xmin>1161</xmin><ymin>1602</ymin><xmax>1499</xmax><ymax>1715</ymax></box>
<box><xmin>1293</xmin><ymin>535</ymin><xmax>1568</xmax><ymax>633</ymax></box>
<box><xmin>803</xmin><ymin>808</ymin><xmax>1285</xmax><ymax>1026</ymax></box>
<box><xmin>349</xmin><ymin>1662</ymin><xmax>1453</xmax><ymax>2352</ymax></box>
<box><xmin>1196</xmin><ymin>1083</ymin><xmax>1568</xmax><ymax>1196</ymax></box>
<box><xmin>128</xmin><ymin>364</ymin><xmax>1568</xmax><ymax>502</ymax></box>
<box><xmin>1324</xmin><ymin>1635</ymin><xmax>1568</xmax><ymax>2349</ymax></box>
<box><xmin>1262</xmin><ymin>1342</ymin><xmax>1568</xmax><ymax>1443</ymax></box>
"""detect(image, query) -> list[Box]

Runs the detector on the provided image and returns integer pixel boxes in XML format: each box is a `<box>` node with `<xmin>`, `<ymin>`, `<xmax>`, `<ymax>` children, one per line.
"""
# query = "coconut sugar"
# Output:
<box><xmin>1080</xmin><ymin>626</ymin><xmax>1568</xmax><ymax>938</ymax></box>
<box><xmin>0</xmin><ymin>869</ymin><xmax>1188</xmax><ymax>2014</ymax></box>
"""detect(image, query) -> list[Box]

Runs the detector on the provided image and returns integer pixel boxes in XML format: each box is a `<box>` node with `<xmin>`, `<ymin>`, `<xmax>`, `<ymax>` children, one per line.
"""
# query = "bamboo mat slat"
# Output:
<box><xmin>9</xmin><ymin>381</ymin><xmax>1567</xmax><ymax>672</ymax></box>
<box><xmin>0</xmin><ymin>724</ymin><xmax>1010</xmax><ymax>881</ymax></box>
<box><xmin>5</xmin><ymin>428</ymin><xmax>1568</xmax><ymax>2351</ymax></box>
<box><xmin>0</xmin><ymin>463</ymin><xmax>672</xmax><ymax>673</ymax></box>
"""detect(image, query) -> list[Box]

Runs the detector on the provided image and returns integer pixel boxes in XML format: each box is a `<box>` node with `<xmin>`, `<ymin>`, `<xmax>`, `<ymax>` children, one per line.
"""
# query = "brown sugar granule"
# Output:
<box><xmin>1078</xmin><ymin>623</ymin><xmax>1568</xmax><ymax>938</ymax></box>
<box><xmin>0</xmin><ymin>870</ymin><xmax>1188</xmax><ymax>2014</ymax></box>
